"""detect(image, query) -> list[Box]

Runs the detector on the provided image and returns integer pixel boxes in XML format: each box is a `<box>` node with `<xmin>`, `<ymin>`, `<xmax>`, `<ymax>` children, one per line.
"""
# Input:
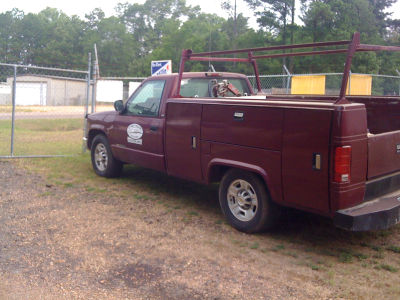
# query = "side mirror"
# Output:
<box><xmin>114</xmin><ymin>100</ymin><xmax>124</xmax><ymax>113</ymax></box>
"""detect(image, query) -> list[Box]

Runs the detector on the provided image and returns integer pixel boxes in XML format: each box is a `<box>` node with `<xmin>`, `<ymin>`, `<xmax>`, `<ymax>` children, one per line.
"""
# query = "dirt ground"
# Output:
<box><xmin>0</xmin><ymin>159</ymin><xmax>399</xmax><ymax>299</ymax></box>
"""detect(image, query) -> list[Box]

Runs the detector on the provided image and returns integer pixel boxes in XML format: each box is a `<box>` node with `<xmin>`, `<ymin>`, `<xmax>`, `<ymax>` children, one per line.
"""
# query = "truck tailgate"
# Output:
<box><xmin>368</xmin><ymin>130</ymin><xmax>400</xmax><ymax>179</ymax></box>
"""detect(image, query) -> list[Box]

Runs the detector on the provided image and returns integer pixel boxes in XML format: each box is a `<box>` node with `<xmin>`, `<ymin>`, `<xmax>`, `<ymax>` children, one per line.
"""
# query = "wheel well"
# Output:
<box><xmin>88</xmin><ymin>130</ymin><xmax>105</xmax><ymax>149</ymax></box>
<box><xmin>208</xmin><ymin>165</ymin><xmax>230</xmax><ymax>183</ymax></box>
<box><xmin>211</xmin><ymin>165</ymin><xmax>273</xmax><ymax>200</ymax></box>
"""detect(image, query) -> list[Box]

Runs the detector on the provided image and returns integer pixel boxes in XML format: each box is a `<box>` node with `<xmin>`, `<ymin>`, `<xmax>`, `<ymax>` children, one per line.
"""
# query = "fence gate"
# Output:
<box><xmin>0</xmin><ymin>61</ymin><xmax>91</xmax><ymax>158</ymax></box>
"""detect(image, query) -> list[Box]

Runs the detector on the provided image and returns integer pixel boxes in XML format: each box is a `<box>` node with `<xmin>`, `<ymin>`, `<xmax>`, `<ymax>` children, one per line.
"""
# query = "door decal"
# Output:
<box><xmin>127</xmin><ymin>124</ymin><xmax>143</xmax><ymax>145</ymax></box>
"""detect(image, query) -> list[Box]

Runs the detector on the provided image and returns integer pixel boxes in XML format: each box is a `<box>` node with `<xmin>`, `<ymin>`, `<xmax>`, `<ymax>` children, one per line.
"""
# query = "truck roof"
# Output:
<box><xmin>149</xmin><ymin>72</ymin><xmax>249</xmax><ymax>80</ymax></box>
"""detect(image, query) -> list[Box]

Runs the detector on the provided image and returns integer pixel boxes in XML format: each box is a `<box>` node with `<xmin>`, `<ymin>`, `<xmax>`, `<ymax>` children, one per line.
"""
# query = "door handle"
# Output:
<box><xmin>312</xmin><ymin>153</ymin><xmax>321</xmax><ymax>170</ymax></box>
<box><xmin>192</xmin><ymin>136</ymin><xmax>197</xmax><ymax>149</ymax></box>
<box><xmin>150</xmin><ymin>126</ymin><xmax>158</xmax><ymax>132</ymax></box>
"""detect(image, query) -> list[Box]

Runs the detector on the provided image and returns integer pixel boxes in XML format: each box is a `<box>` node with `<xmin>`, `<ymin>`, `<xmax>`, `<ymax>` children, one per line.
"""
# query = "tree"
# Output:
<box><xmin>244</xmin><ymin>0</ymin><xmax>295</xmax><ymax>44</ymax></box>
<box><xmin>221</xmin><ymin>0</ymin><xmax>239</xmax><ymax>53</ymax></box>
<box><xmin>299</xmin><ymin>0</ymin><xmax>386</xmax><ymax>73</ymax></box>
<box><xmin>117</xmin><ymin>0</ymin><xmax>198</xmax><ymax>56</ymax></box>
<box><xmin>0</xmin><ymin>9</ymin><xmax>25</xmax><ymax>64</ymax></box>
<box><xmin>367</xmin><ymin>0</ymin><xmax>397</xmax><ymax>35</ymax></box>
<box><xmin>244</xmin><ymin>0</ymin><xmax>296</xmax><ymax>71</ymax></box>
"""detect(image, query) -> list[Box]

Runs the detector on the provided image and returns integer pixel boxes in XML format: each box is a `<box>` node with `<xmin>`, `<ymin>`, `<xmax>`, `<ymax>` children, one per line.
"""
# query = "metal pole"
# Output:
<box><xmin>92</xmin><ymin>44</ymin><xmax>99</xmax><ymax>113</ymax></box>
<box><xmin>82</xmin><ymin>53</ymin><xmax>91</xmax><ymax>153</ymax></box>
<box><xmin>86</xmin><ymin>53</ymin><xmax>91</xmax><ymax>115</ymax></box>
<box><xmin>10</xmin><ymin>65</ymin><xmax>17</xmax><ymax>157</ymax></box>
<box><xmin>91</xmin><ymin>63</ymin><xmax>96</xmax><ymax>114</ymax></box>
<box><xmin>348</xmin><ymin>70</ymin><xmax>352</xmax><ymax>95</ymax></box>
<box><xmin>283</xmin><ymin>65</ymin><xmax>291</xmax><ymax>94</ymax></box>
<box><xmin>396</xmin><ymin>69</ymin><xmax>400</xmax><ymax>96</ymax></box>
<box><xmin>336</xmin><ymin>32</ymin><xmax>360</xmax><ymax>104</ymax></box>
<box><xmin>248</xmin><ymin>52</ymin><xmax>262</xmax><ymax>93</ymax></box>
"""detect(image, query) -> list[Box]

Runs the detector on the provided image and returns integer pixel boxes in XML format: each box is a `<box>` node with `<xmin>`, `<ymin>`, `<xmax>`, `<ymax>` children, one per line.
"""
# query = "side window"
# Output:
<box><xmin>180</xmin><ymin>78</ymin><xmax>251</xmax><ymax>98</ymax></box>
<box><xmin>180</xmin><ymin>79</ymin><xmax>209</xmax><ymax>97</ymax></box>
<box><xmin>125</xmin><ymin>80</ymin><xmax>165</xmax><ymax>116</ymax></box>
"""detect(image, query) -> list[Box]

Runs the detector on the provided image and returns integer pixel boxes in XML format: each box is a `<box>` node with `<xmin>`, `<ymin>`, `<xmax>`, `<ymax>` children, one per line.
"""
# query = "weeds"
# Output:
<box><xmin>284</xmin><ymin>251</ymin><xmax>298</xmax><ymax>258</ymax></box>
<box><xmin>378</xmin><ymin>264</ymin><xmax>398</xmax><ymax>273</ymax></box>
<box><xmin>39</xmin><ymin>191</ymin><xmax>53</xmax><ymax>197</ymax></box>
<box><xmin>250</xmin><ymin>242</ymin><xmax>259</xmax><ymax>250</ymax></box>
<box><xmin>309</xmin><ymin>264</ymin><xmax>320</xmax><ymax>271</ymax></box>
<box><xmin>386</xmin><ymin>246</ymin><xmax>400</xmax><ymax>254</ymax></box>
<box><xmin>338</xmin><ymin>252</ymin><xmax>353</xmax><ymax>263</ymax></box>
<box><xmin>353</xmin><ymin>252</ymin><xmax>369</xmax><ymax>261</ymax></box>
<box><xmin>372</xmin><ymin>252</ymin><xmax>385</xmax><ymax>259</ymax></box>
<box><xmin>271</xmin><ymin>244</ymin><xmax>285</xmax><ymax>252</ymax></box>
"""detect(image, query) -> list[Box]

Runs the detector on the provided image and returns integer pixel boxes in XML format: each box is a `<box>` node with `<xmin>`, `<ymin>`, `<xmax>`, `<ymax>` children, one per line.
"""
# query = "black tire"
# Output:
<box><xmin>219</xmin><ymin>169</ymin><xmax>280</xmax><ymax>233</ymax></box>
<box><xmin>91</xmin><ymin>134</ymin><xmax>123</xmax><ymax>178</ymax></box>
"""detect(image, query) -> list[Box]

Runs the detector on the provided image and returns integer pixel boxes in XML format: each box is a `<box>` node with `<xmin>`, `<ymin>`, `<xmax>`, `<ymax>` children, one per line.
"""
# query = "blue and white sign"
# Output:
<box><xmin>151</xmin><ymin>60</ymin><xmax>172</xmax><ymax>76</ymax></box>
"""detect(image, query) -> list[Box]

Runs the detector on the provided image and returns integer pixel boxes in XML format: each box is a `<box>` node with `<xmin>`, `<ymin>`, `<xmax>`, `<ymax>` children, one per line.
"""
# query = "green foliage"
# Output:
<box><xmin>0</xmin><ymin>0</ymin><xmax>398</xmax><ymax>77</ymax></box>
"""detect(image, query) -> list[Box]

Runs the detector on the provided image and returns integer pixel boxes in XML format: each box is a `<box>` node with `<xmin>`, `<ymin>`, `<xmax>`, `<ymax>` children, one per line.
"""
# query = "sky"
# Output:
<box><xmin>0</xmin><ymin>0</ymin><xmax>399</xmax><ymax>26</ymax></box>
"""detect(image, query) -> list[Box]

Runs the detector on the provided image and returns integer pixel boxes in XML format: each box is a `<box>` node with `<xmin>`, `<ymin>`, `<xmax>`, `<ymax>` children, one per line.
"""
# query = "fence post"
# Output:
<box><xmin>91</xmin><ymin>64</ymin><xmax>96</xmax><ymax>114</ymax></box>
<box><xmin>348</xmin><ymin>70</ymin><xmax>352</xmax><ymax>95</ymax></box>
<box><xmin>10</xmin><ymin>65</ymin><xmax>17</xmax><ymax>157</ymax></box>
<box><xmin>396</xmin><ymin>69</ymin><xmax>400</xmax><ymax>96</ymax></box>
<box><xmin>283</xmin><ymin>65</ymin><xmax>291</xmax><ymax>94</ymax></box>
<box><xmin>82</xmin><ymin>53</ymin><xmax>91</xmax><ymax>153</ymax></box>
<box><xmin>92</xmin><ymin>44</ymin><xmax>99</xmax><ymax>113</ymax></box>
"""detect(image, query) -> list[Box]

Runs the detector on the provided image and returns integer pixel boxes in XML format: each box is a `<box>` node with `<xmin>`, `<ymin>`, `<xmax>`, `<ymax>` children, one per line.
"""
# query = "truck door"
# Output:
<box><xmin>109</xmin><ymin>79</ymin><xmax>166</xmax><ymax>172</ymax></box>
<box><xmin>165</xmin><ymin>102</ymin><xmax>203</xmax><ymax>182</ymax></box>
<box><xmin>282</xmin><ymin>109</ymin><xmax>332</xmax><ymax>214</ymax></box>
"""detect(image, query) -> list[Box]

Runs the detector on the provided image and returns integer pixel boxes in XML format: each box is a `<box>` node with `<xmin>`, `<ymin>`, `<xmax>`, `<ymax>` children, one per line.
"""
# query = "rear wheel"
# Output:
<box><xmin>91</xmin><ymin>134</ymin><xmax>123</xmax><ymax>178</ymax></box>
<box><xmin>219</xmin><ymin>169</ymin><xmax>280</xmax><ymax>233</ymax></box>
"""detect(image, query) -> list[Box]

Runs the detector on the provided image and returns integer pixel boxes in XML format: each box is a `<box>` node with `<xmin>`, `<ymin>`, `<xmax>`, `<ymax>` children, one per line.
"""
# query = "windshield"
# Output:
<box><xmin>180</xmin><ymin>78</ymin><xmax>251</xmax><ymax>98</ymax></box>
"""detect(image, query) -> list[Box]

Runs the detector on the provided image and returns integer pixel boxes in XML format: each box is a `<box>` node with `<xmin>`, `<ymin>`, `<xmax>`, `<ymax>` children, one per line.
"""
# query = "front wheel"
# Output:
<box><xmin>219</xmin><ymin>169</ymin><xmax>280</xmax><ymax>233</ymax></box>
<box><xmin>91</xmin><ymin>134</ymin><xmax>123</xmax><ymax>178</ymax></box>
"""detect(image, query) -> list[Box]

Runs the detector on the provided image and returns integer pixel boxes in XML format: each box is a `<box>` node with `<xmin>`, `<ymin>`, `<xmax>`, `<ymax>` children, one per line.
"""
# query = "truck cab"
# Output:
<box><xmin>87</xmin><ymin>72</ymin><xmax>253</xmax><ymax>174</ymax></box>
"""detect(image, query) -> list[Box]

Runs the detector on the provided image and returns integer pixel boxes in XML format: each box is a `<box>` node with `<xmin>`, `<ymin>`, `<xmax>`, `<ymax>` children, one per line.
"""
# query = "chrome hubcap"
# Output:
<box><xmin>227</xmin><ymin>179</ymin><xmax>258</xmax><ymax>222</ymax></box>
<box><xmin>94</xmin><ymin>143</ymin><xmax>108</xmax><ymax>171</ymax></box>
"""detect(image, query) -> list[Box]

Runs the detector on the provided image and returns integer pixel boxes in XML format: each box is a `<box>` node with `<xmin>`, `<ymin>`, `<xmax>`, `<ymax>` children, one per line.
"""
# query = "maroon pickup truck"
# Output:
<box><xmin>86</xmin><ymin>33</ymin><xmax>400</xmax><ymax>233</ymax></box>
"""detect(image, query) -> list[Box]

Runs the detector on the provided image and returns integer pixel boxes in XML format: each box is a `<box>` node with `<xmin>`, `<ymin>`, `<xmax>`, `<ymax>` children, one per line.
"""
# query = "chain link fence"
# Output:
<box><xmin>248</xmin><ymin>72</ymin><xmax>400</xmax><ymax>96</ymax></box>
<box><xmin>0</xmin><ymin>62</ymin><xmax>91</xmax><ymax>158</ymax></box>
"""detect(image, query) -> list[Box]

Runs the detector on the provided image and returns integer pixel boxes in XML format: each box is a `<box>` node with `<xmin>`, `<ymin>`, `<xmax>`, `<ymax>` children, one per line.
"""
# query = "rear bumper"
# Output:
<box><xmin>334</xmin><ymin>192</ymin><xmax>400</xmax><ymax>231</ymax></box>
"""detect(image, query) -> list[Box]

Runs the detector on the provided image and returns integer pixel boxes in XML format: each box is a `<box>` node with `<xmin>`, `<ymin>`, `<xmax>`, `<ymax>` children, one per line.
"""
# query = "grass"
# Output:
<box><xmin>215</xmin><ymin>219</ymin><xmax>224</xmax><ymax>225</ymax></box>
<box><xmin>271</xmin><ymin>244</ymin><xmax>285</xmax><ymax>252</ymax></box>
<box><xmin>250</xmin><ymin>242</ymin><xmax>259</xmax><ymax>250</ymax></box>
<box><xmin>338</xmin><ymin>252</ymin><xmax>353</xmax><ymax>263</ymax></box>
<box><xmin>387</xmin><ymin>246</ymin><xmax>400</xmax><ymax>254</ymax></box>
<box><xmin>309</xmin><ymin>263</ymin><xmax>320</xmax><ymax>271</ymax></box>
<box><xmin>353</xmin><ymin>252</ymin><xmax>369</xmax><ymax>260</ymax></box>
<box><xmin>284</xmin><ymin>251</ymin><xmax>298</xmax><ymax>258</ymax></box>
<box><xmin>0</xmin><ymin>118</ymin><xmax>83</xmax><ymax>156</ymax></box>
<box><xmin>378</xmin><ymin>264</ymin><xmax>398</xmax><ymax>273</ymax></box>
<box><xmin>187</xmin><ymin>211</ymin><xmax>199</xmax><ymax>216</ymax></box>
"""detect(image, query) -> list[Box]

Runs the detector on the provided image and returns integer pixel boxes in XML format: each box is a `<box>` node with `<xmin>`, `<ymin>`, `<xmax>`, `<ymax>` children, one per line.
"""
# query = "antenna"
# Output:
<box><xmin>209</xmin><ymin>21</ymin><xmax>212</xmax><ymax>69</ymax></box>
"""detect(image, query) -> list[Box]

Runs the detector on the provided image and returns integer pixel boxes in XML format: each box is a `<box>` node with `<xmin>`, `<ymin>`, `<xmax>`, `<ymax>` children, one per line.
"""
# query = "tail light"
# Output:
<box><xmin>334</xmin><ymin>146</ymin><xmax>351</xmax><ymax>183</ymax></box>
